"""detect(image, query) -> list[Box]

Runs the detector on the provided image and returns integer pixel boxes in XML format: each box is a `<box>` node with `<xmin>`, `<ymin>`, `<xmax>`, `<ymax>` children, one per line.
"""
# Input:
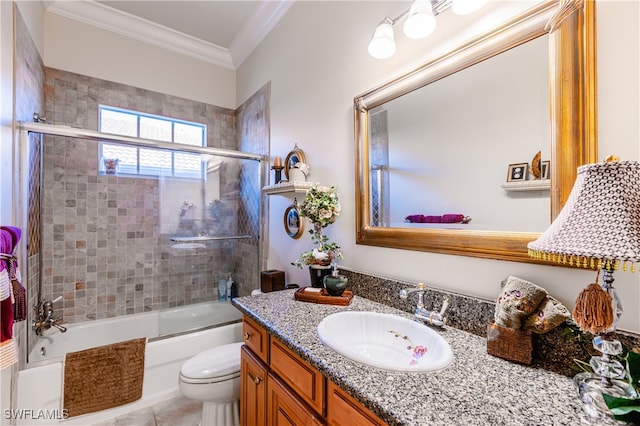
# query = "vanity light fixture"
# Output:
<box><xmin>368</xmin><ymin>0</ymin><xmax>486</xmax><ymax>59</ymax></box>
<box><xmin>404</xmin><ymin>0</ymin><xmax>437</xmax><ymax>39</ymax></box>
<box><xmin>528</xmin><ymin>157</ymin><xmax>640</xmax><ymax>418</ymax></box>
<box><xmin>368</xmin><ymin>17</ymin><xmax>396</xmax><ymax>59</ymax></box>
<box><xmin>451</xmin><ymin>0</ymin><xmax>487</xmax><ymax>15</ymax></box>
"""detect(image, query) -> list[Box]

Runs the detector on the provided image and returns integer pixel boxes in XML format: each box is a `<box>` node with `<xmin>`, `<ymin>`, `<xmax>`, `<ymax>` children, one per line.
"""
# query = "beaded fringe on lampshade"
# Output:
<box><xmin>528</xmin><ymin>160</ymin><xmax>640</xmax><ymax>271</ymax></box>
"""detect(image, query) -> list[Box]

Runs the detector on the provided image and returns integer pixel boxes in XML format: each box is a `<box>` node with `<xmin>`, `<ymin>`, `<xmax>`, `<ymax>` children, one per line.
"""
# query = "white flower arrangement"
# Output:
<box><xmin>292</xmin><ymin>184</ymin><xmax>343</xmax><ymax>268</ymax></box>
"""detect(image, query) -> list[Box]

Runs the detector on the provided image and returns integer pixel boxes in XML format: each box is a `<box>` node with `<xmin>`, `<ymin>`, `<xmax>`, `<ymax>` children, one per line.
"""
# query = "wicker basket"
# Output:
<box><xmin>486</xmin><ymin>322</ymin><xmax>532</xmax><ymax>365</ymax></box>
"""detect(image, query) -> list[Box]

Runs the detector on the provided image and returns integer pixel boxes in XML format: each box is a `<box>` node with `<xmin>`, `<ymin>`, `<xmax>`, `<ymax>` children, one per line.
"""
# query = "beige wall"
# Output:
<box><xmin>238</xmin><ymin>1</ymin><xmax>640</xmax><ymax>333</ymax></box>
<box><xmin>42</xmin><ymin>12</ymin><xmax>237</xmax><ymax>109</ymax></box>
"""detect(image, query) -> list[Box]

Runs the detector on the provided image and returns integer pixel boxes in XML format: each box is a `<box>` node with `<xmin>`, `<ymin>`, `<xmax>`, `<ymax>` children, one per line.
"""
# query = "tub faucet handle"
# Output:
<box><xmin>50</xmin><ymin>320</ymin><xmax>67</xmax><ymax>333</ymax></box>
<box><xmin>33</xmin><ymin>297</ymin><xmax>66</xmax><ymax>336</ymax></box>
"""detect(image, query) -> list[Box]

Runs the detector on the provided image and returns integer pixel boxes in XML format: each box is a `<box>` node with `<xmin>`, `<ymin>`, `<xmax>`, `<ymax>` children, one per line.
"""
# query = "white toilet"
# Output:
<box><xmin>179</xmin><ymin>342</ymin><xmax>244</xmax><ymax>426</ymax></box>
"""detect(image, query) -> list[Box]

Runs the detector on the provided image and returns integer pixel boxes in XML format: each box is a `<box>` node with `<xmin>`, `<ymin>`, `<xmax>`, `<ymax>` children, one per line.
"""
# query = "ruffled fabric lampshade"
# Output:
<box><xmin>528</xmin><ymin>159</ymin><xmax>640</xmax><ymax>419</ymax></box>
<box><xmin>528</xmin><ymin>160</ymin><xmax>640</xmax><ymax>271</ymax></box>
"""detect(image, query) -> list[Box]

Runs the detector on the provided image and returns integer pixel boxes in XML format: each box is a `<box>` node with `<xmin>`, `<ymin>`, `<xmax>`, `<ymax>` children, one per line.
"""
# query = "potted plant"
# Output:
<box><xmin>292</xmin><ymin>184</ymin><xmax>343</xmax><ymax>287</ymax></box>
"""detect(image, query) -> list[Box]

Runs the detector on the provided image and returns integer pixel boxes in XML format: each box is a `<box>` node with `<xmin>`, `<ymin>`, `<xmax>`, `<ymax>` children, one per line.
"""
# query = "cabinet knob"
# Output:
<box><xmin>248</xmin><ymin>372</ymin><xmax>262</xmax><ymax>385</ymax></box>
<box><xmin>243</xmin><ymin>332</ymin><xmax>251</xmax><ymax>341</ymax></box>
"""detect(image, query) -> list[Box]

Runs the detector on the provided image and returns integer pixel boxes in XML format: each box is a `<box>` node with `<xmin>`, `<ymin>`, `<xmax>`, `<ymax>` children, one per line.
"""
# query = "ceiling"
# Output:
<box><xmin>42</xmin><ymin>0</ymin><xmax>294</xmax><ymax>70</ymax></box>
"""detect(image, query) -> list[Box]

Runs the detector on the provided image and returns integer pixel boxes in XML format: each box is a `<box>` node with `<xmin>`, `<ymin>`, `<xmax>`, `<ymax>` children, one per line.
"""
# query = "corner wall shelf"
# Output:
<box><xmin>501</xmin><ymin>180</ymin><xmax>550</xmax><ymax>192</ymax></box>
<box><xmin>263</xmin><ymin>181</ymin><xmax>316</xmax><ymax>195</ymax></box>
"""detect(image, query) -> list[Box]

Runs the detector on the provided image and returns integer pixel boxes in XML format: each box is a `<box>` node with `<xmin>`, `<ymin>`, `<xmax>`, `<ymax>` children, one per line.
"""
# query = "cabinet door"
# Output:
<box><xmin>270</xmin><ymin>338</ymin><xmax>325</xmax><ymax>415</ymax></box>
<box><xmin>267</xmin><ymin>373</ymin><xmax>324</xmax><ymax>426</ymax></box>
<box><xmin>243</xmin><ymin>315</ymin><xmax>269</xmax><ymax>363</ymax></box>
<box><xmin>326</xmin><ymin>380</ymin><xmax>387</xmax><ymax>426</ymax></box>
<box><xmin>241</xmin><ymin>346</ymin><xmax>267</xmax><ymax>426</ymax></box>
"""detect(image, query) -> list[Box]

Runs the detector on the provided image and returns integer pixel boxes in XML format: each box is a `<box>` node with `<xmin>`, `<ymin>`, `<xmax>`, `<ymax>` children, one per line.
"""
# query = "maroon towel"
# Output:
<box><xmin>405</xmin><ymin>214</ymin><xmax>426</xmax><ymax>223</ymax></box>
<box><xmin>442</xmin><ymin>214</ymin><xmax>465</xmax><ymax>223</ymax></box>
<box><xmin>1</xmin><ymin>226</ymin><xmax>21</xmax><ymax>368</ymax></box>
<box><xmin>405</xmin><ymin>214</ymin><xmax>466</xmax><ymax>224</ymax></box>
<box><xmin>1</xmin><ymin>227</ymin><xmax>25</xmax><ymax>321</ymax></box>
<box><xmin>424</xmin><ymin>215</ymin><xmax>442</xmax><ymax>223</ymax></box>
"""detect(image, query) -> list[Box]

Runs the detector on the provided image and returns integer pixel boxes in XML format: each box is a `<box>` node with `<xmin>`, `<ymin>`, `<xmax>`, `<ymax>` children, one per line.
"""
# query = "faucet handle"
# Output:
<box><xmin>439</xmin><ymin>298</ymin><xmax>450</xmax><ymax>316</ymax></box>
<box><xmin>399</xmin><ymin>282</ymin><xmax>427</xmax><ymax>299</ymax></box>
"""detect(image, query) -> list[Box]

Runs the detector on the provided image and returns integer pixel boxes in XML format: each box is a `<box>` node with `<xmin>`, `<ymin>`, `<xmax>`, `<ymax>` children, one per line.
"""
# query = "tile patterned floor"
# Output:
<box><xmin>94</xmin><ymin>396</ymin><xmax>202</xmax><ymax>426</ymax></box>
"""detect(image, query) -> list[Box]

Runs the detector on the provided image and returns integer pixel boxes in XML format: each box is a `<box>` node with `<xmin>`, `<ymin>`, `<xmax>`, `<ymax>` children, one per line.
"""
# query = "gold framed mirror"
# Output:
<box><xmin>284</xmin><ymin>145</ymin><xmax>306</xmax><ymax>181</ymax></box>
<box><xmin>284</xmin><ymin>202</ymin><xmax>304</xmax><ymax>239</ymax></box>
<box><xmin>354</xmin><ymin>0</ymin><xmax>597</xmax><ymax>263</ymax></box>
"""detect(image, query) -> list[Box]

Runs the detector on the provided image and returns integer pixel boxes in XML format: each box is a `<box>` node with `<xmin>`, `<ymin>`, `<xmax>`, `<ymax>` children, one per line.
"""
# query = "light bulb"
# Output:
<box><xmin>451</xmin><ymin>0</ymin><xmax>487</xmax><ymax>15</ymax></box>
<box><xmin>403</xmin><ymin>0</ymin><xmax>436</xmax><ymax>39</ymax></box>
<box><xmin>368</xmin><ymin>19</ymin><xmax>396</xmax><ymax>59</ymax></box>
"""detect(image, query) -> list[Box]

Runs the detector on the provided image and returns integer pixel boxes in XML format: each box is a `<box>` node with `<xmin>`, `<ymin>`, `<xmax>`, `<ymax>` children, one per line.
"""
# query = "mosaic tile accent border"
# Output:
<box><xmin>236</xmin><ymin>83</ymin><xmax>270</xmax><ymax>295</ymax></box>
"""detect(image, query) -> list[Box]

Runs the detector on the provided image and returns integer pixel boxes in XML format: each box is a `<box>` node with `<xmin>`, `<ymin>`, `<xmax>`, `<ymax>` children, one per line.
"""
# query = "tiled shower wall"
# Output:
<box><xmin>235</xmin><ymin>83</ymin><xmax>270</xmax><ymax>296</ymax></box>
<box><xmin>38</xmin><ymin>68</ymin><xmax>265</xmax><ymax>324</ymax></box>
<box><xmin>14</xmin><ymin>5</ymin><xmax>44</xmax><ymax>368</ymax></box>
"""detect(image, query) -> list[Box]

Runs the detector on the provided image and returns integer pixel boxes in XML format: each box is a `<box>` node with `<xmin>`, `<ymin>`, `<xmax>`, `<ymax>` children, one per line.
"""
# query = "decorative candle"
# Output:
<box><xmin>273</xmin><ymin>156</ymin><xmax>283</xmax><ymax>168</ymax></box>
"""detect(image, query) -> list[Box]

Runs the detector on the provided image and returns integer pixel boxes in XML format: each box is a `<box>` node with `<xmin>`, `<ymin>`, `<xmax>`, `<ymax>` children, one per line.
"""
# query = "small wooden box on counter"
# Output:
<box><xmin>260</xmin><ymin>269</ymin><xmax>285</xmax><ymax>293</ymax></box>
<box><xmin>486</xmin><ymin>322</ymin><xmax>532</xmax><ymax>365</ymax></box>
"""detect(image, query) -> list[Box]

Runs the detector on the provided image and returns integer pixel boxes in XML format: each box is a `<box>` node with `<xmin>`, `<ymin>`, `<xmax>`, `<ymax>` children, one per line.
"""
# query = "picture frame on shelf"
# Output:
<box><xmin>541</xmin><ymin>161</ymin><xmax>550</xmax><ymax>179</ymax></box>
<box><xmin>284</xmin><ymin>144</ymin><xmax>306</xmax><ymax>180</ymax></box>
<box><xmin>507</xmin><ymin>163</ymin><xmax>528</xmax><ymax>182</ymax></box>
<box><xmin>284</xmin><ymin>202</ymin><xmax>304</xmax><ymax>239</ymax></box>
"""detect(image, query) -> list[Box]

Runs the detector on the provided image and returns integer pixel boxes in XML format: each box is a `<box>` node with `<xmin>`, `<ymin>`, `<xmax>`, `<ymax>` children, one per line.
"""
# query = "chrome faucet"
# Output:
<box><xmin>399</xmin><ymin>283</ymin><xmax>449</xmax><ymax>327</ymax></box>
<box><xmin>33</xmin><ymin>296</ymin><xmax>67</xmax><ymax>336</ymax></box>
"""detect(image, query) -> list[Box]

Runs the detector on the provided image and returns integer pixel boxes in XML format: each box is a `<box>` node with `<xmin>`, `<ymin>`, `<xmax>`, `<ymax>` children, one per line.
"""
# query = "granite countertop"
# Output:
<box><xmin>232</xmin><ymin>289</ymin><xmax>621</xmax><ymax>426</ymax></box>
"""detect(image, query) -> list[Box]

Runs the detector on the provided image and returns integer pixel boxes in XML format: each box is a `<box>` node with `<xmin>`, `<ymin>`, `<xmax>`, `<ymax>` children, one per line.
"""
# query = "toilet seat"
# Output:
<box><xmin>180</xmin><ymin>342</ymin><xmax>243</xmax><ymax>381</ymax></box>
<box><xmin>179</xmin><ymin>371</ymin><xmax>240</xmax><ymax>385</ymax></box>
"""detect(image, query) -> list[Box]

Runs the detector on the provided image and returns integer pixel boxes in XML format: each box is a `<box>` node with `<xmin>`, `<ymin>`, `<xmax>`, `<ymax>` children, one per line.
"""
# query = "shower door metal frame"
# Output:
<box><xmin>19</xmin><ymin>122</ymin><xmax>266</xmax><ymax>349</ymax></box>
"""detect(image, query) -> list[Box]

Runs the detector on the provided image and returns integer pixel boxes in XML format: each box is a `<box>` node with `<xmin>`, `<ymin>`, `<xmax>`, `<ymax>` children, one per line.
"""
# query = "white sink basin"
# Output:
<box><xmin>317</xmin><ymin>311</ymin><xmax>453</xmax><ymax>372</ymax></box>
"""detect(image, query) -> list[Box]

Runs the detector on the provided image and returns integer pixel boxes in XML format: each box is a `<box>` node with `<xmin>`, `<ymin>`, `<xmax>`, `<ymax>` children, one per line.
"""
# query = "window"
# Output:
<box><xmin>99</xmin><ymin>106</ymin><xmax>206</xmax><ymax>179</ymax></box>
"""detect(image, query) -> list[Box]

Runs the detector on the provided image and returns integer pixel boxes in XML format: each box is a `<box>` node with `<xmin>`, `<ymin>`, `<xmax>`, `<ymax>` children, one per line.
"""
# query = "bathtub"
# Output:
<box><xmin>16</xmin><ymin>301</ymin><xmax>243</xmax><ymax>425</ymax></box>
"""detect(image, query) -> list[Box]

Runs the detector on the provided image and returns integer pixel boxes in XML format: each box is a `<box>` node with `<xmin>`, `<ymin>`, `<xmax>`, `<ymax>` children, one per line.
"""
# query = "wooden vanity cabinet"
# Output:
<box><xmin>240</xmin><ymin>315</ymin><xmax>386</xmax><ymax>426</ymax></box>
<box><xmin>270</xmin><ymin>338</ymin><xmax>325</xmax><ymax>414</ymax></box>
<box><xmin>267</xmin><ymin>373</ymin><xmax>324</xmax><ymax>426</ymax></box>
<box><xmin>241</xmin><ymin>345</ymin><xmax>267</xmax><ymax>426</ymax></box>
<box><xmin>243</xmin><ymin>315</ymin><xmax>269</xmax><ymax>363</ymax></box>
<box><xmin>326</xmin><ymin>380</ymin><xmax>387</xmax><ymax>426</ymax></box>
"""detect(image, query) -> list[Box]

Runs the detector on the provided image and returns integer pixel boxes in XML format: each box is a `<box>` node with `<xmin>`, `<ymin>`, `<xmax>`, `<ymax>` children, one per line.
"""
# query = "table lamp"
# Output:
<box><xmin>528</xmin><ymin>158</ymin><xmax>640</xmax><ymax>418</ymax></box>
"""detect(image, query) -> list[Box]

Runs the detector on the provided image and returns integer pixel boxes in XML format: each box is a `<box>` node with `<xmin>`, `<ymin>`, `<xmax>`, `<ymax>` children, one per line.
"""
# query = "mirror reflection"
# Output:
<box><xmin>354</xmin><ymin>0</ymin><xmax>597</xmax><ymax>263</ymax></box>
<box><xmin>369</xmin><ymin>35</ymin><xmax>550</xmax><ymax>232</ymax></box>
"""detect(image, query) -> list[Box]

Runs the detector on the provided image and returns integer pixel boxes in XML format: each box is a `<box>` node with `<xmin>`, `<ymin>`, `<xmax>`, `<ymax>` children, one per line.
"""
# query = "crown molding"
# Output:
<box><xmin>42</xmin><ymin>0</ymin><xmax>293</xmax><ymax>70</ymax></box>
<box><xmin>229</xmin><ymin>1</ymin><xmax>294</xmax><ymax>68</ymax></box>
